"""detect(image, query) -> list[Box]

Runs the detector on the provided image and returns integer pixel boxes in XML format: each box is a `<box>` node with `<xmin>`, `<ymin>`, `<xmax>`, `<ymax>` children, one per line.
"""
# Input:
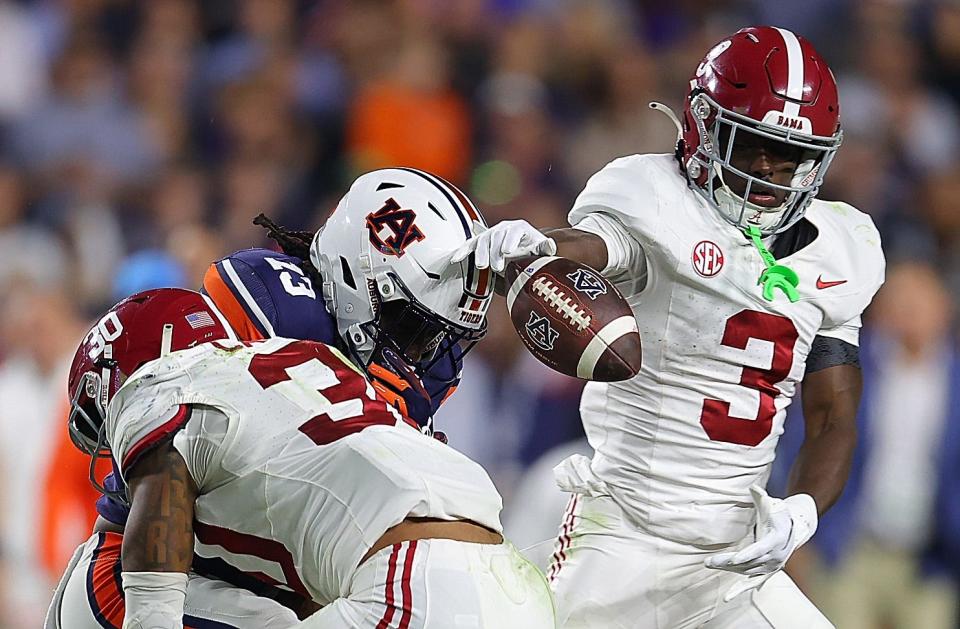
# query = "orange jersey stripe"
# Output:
<box><xmin>202</xmin><ymin>264</ymin><xmax>265</xmax><ymax>342</ymax></box>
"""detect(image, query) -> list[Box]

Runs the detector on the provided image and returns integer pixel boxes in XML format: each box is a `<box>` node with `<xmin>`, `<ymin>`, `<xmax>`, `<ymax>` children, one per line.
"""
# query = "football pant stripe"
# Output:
<box><xmin>202</xmin><ymin>263</ymin><xmax>267</xmax><ymax>341</ymax></box>
<box><xmin>398</xmin><ymin>540</ymin><xmax>418</xmax><ymax>629</ymax></box>
<box><xmin>576</xmin><ymin>315</ymin><xmax>640</xmax><ymax>379</ymax></box>
<box><xmin>506</xmin><ymin>256</ymin><xmax>558</xmax><ymax>313</ymax></box>
<box><xmin>191</xmin><ymin>553</ymin><xmax>310</xmax><ymax>612</ymax></box>
<box><xmin>548</xmin><ymin>494</ymin><xmax>579</xmax><ymax>584</ymax></box>
<box><xmin>376</xmin><ymin>544</ymin><xmax>403</xmax><ymax>629</ymax></box>
<box><xmin>86</xmin><ymin>532</ymin><xmax>124</xmax><ymax>629</ymax></box>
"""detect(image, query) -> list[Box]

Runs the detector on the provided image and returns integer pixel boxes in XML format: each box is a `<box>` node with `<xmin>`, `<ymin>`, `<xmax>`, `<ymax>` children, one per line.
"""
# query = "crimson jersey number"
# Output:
<box><xmin>699</xmin><ymin>310</ymin><xmax>799</xmax><ymax>447</ymax></box>
<box><xmin>246</xmin><ymin>340</ymin><xmax>402</xmax><ymax>445</ymax></box>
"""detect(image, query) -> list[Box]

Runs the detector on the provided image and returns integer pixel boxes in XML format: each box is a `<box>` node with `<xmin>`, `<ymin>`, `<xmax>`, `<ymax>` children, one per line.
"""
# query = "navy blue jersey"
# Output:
<box><xmin>201</xmin><ymin>248</ymin><xmax>338</xmax><ymax>344</ymax></box>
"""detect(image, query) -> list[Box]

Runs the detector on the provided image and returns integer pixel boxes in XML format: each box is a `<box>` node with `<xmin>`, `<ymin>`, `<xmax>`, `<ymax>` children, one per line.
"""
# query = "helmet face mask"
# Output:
<box><xmin>680</xmin><ymin>27</ymin><xmax>843</xmax><ymax>235</ymax></box>
<box><xmin>68</xmin><ymin>362</ymin><xmax>116</xmax><ymax>456</ymax></box>
<box><xmin>68</xmin><ymin>363</ymin><xmax>122</xmax><ymax>503</ymax></box>
<box><xmin>365</xmin><ymin>272</ymin><xmax>487</xmax><ymax>383</ymax></box>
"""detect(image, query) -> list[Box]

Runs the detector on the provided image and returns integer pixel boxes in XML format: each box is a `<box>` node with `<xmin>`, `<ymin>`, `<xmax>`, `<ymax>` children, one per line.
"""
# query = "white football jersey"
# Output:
<box><xmin>567</xmin><ymin>153</ymin><xmax>885</xmax><ymax>546</ymax></box>
<box><xmin>105</xmin><ymin>337</ymin><xmax>503</xmax><ymax>606</ymax></box>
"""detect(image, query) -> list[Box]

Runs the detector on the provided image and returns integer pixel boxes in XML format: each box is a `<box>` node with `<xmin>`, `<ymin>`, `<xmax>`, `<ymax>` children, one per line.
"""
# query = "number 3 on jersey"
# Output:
<box><xmin>700</xmin><ymin>310</ymin><xmax>798</xmax><ymax>447</ymax></box>
<box><xmin>247</xmin><ymin>341</ymin><xmax>401</xmax><ymax>445</ymax></box>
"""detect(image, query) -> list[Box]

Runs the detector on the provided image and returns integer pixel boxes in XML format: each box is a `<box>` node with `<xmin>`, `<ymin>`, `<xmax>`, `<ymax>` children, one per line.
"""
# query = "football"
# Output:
<box><xmin>504</xmin><ymin>256</ymin><xmax>641</xmax><ymax>382</ymax></box>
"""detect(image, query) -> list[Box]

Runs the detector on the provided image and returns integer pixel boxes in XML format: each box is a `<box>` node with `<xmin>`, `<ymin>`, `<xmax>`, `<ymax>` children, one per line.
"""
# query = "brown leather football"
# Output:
<box><xmin>504</xmin><ymin>256</ymin><xmax>641</xmax><ymax>382</ymax></box>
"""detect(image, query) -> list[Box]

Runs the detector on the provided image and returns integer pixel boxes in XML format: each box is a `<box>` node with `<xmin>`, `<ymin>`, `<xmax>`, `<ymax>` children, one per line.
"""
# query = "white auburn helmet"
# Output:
<box><xmin>311</xmin><ymin>167</ymin><xmax>493</xmax><ymax>371</ymax></box>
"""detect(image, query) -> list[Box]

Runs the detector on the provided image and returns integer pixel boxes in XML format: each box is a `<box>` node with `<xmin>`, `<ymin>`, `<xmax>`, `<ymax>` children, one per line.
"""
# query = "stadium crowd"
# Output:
<box><xmin>0</xmin><ymin>0</ymin><xmax>957</xmax><ymax>626</ymax></box>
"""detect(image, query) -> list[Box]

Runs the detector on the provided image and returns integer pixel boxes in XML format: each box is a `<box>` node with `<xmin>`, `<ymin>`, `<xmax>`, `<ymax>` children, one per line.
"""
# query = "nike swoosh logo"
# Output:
<box><xmin>816</xmin><ymin>275</ymin><xmax>848</xmax><ymax>290</ymax></box>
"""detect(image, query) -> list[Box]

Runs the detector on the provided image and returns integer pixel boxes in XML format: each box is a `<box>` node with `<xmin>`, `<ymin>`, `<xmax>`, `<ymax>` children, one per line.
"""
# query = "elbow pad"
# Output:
<box><xmin>122</xmin><ymin>571</ymin><xmax>188</xmax><ymax>629</ymax></box>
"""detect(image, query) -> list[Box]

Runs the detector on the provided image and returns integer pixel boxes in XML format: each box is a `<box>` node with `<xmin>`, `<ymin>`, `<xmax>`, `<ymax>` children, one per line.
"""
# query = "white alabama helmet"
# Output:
<box><xmin>311</xmin><ymin>167</ymin><xmax>493</xmax><ymax>372</ymax></box>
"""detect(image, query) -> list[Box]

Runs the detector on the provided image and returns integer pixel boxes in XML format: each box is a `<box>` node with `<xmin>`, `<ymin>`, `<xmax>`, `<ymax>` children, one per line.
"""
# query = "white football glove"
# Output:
<box><xmin>703</xmin><ymin>486</ymin><xmax>818</xmax><ymax>601</ymax></box>
<box><xmin>449</xmin><ymin>219</ymin><xmax>557</xmax><ymax>273</ymax></box>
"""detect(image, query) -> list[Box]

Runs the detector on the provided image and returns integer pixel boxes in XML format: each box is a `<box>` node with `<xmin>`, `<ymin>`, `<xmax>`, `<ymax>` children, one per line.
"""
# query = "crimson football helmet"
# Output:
<box><xmin>67</xmin><ymin>289</ymin><xmax>235</xmax><ymax>476</ymax></box>
<box><xmin>677</xmin><ymin>26</ymin><xmax>842</xmax><ymax>235</ymax></box>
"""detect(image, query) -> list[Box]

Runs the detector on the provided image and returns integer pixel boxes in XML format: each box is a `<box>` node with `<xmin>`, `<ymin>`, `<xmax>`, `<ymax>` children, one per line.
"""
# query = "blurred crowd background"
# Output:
<box><xmin>0</xmin><ymin>0</ymin><xmax>958</xmax><ymax>626</ymax></box>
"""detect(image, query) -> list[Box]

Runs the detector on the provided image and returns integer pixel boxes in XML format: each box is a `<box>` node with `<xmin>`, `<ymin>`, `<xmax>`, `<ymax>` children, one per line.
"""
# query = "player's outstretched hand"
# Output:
<box><xmin>450</xmin><ymin>220</ymin><xmax>557</xmax><ymax>273</ymax></box>
<box><xmin>703</xmin><ymin>486</ymin><xmax>818</xmax><ymax>601</ymax></box>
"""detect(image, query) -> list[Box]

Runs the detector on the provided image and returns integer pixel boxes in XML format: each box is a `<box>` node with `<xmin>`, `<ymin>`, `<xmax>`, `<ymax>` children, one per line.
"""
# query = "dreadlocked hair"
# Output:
<box><xmin>253</xmin><ymin>213</ymin><xmax>323</xmax><ymax>286</ymax></box>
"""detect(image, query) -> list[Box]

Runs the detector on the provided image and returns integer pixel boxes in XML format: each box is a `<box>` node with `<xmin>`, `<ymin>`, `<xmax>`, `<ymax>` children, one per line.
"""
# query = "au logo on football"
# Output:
<box><xmin>525</xmin><ymin>311</ymin><xmax>559</xmax><ymax>351</ymax></box>
<box><xmin>566</xmin><ymin>268</ymin><xmax>608</xmax><ymax>300</ymax></box>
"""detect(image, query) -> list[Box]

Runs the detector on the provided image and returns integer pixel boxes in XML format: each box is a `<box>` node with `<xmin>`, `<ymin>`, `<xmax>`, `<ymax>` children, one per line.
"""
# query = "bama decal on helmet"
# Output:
<box><xmin>366</xmin><ymin>198</ymin><xmax>426</xmax><ymax>258</ymax></box>
<box><xmin>761</xmin><ymin>110</ymin><xmax>812</xmax><ymax>134</ymax></box>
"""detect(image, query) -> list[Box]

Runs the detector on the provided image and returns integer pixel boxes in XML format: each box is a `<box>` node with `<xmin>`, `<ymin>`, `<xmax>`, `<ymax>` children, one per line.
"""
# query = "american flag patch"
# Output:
<box><xmin>185</xmin><ymin>311</ymin><xmax>215</xmax><ymax>329</ymax></box>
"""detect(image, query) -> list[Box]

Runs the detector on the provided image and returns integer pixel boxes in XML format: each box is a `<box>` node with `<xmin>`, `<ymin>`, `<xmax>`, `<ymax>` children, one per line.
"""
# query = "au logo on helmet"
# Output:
<box><xmin>366</xmin><ymin>198</ymin><xmax>426</xmax><ymax>257</ymax></box>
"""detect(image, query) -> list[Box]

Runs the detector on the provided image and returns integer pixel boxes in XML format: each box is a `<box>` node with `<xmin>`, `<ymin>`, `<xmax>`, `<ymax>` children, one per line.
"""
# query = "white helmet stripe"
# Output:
<box><xmin>775</xmin><ymin>27</ymin><xmax>803</xmax><ymax>118</ymax></box>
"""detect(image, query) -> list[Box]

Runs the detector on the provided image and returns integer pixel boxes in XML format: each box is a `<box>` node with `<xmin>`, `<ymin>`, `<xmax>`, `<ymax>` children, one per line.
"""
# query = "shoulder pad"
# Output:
<box><xmin>569</xmin><ymin>154</ymin><xmax>678</xmax><ymax>243</ymax></box>
<box><xmin>805</xmin><ymin>201</ymin><xmax>886</xmax><ymax>326</ymax></box>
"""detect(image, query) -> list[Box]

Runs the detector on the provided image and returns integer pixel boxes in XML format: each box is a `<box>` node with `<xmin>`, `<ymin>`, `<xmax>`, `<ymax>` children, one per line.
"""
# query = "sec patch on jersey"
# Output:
<box><xmin>505</xmin><ymin>256</ymin><xmax>641</xmax><ymax>382</ymax></box>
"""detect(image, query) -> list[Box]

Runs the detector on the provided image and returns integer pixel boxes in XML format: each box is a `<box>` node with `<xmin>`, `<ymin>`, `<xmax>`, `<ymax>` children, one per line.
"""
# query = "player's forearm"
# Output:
<box><xmin>790</xmin><ymin>364</ymin><xmax>862</xmax><ymax>515</ymax></box>
<box><xmin>786</xmin><ymin>419</ymin><xmax>857</xmax><ymax>516</ymax></box>
<box><xmin>544</xmin><ymin>228</ymin><xmax>608</xmax><ymax>272</ymax></box>
<box><xmin>121</xmin><ymin>442</ymin><xmax>198</xmax><ymax>628</ymax></box>
<box><xmin>122</xmin><ymin>441</ymin><xmax>197</xmax><ymax>573</ymax></box>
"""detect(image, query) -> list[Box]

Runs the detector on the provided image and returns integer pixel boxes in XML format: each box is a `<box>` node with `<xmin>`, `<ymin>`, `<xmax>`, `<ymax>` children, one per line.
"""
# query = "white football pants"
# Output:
<box><xmin>296</xmin><ymin>539</ymin><xmax>557</xmax><ymax>628</ymax></box>
<box><xmin>45</xmin><ymin>532</ymin><xmax>298</xmax><ymax>629</ymax></box>
<box><xmin>548</xmin><ymin>494</ymin><xmax>833</xmax><ymax>629</ymax></box>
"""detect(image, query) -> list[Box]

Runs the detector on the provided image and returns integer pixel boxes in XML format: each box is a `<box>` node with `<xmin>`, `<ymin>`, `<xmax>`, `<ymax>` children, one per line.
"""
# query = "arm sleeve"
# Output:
<box><xmin>571</xmin><ymin>212</ymin><xmax>648</xmax><ymax>282</ymax></box>
<box><xmin>805</xmin><ymin>335</ymin><xmax>861</xmax><ymax>374</ymax></box>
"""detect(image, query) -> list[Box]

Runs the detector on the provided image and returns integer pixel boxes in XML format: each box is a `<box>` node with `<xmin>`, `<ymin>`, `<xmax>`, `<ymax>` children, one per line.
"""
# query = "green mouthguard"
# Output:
<box><xmin>744</xmin><ymin>226</ymin><xmax>799</xmax><ymax>303</ymax></box>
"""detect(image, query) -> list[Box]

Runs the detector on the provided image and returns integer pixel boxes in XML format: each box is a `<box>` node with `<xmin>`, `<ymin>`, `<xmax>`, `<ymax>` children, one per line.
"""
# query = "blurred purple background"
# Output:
<box><xmin>0</xmin><ymin>1</ymin><xmax>958</xmax><ymax>626</ymax></box>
